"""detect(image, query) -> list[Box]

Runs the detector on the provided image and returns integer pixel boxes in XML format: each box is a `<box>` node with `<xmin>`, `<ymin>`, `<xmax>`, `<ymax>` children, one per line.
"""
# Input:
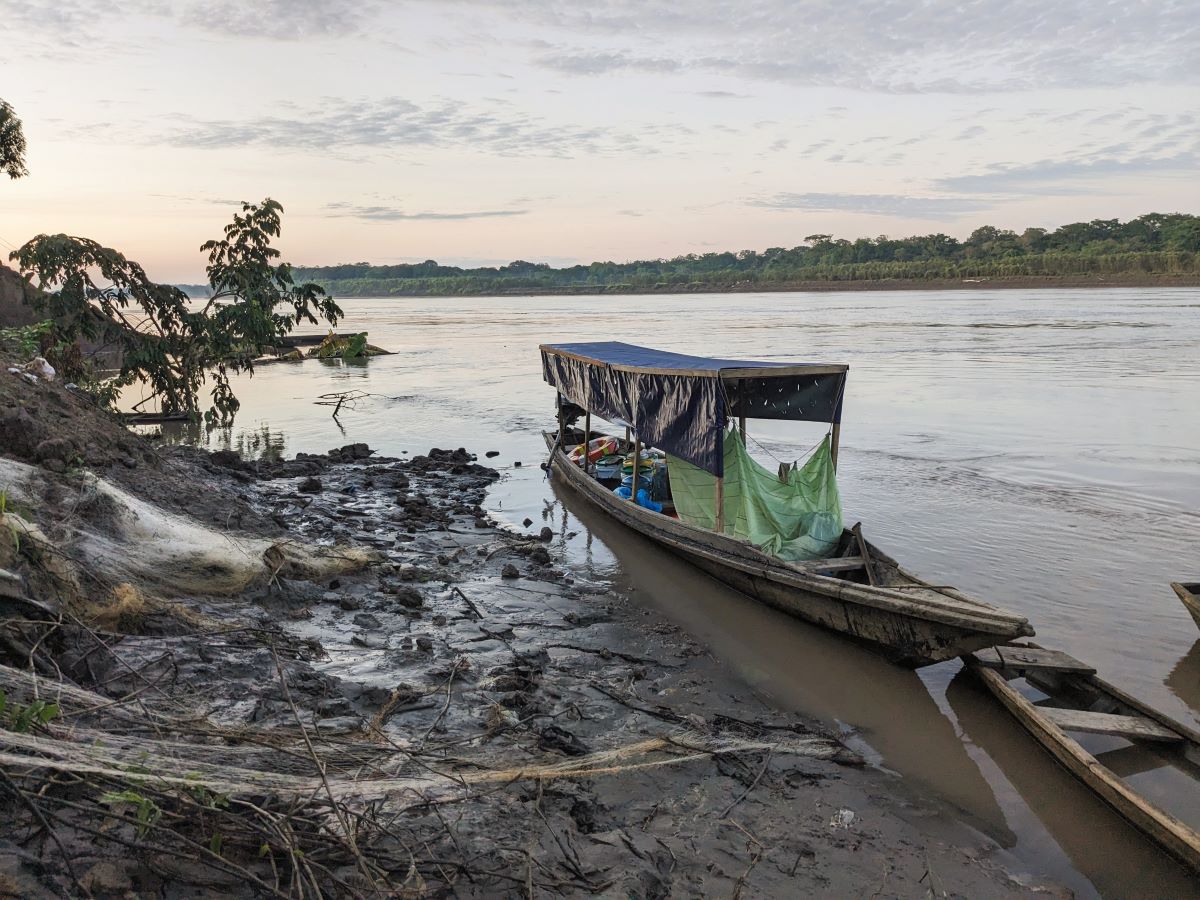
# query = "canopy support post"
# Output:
<box><xmin>556</xmin><ymin>393</ymin><xmax>565</xmax><ymax>449</ymax></box>
<box><xmin>715</xmin><ymin>428</ymin><xmax>725</xmax><ymax>532</ymax></box>
<box><xmin>830</xmin><ymin>423</ymin><xmax>841</xmax><ymax>471</ymax></box>
<box><xmin>737</xmin><ymin>379</ymin><xmax>746</xmax><ymax>439</ymax></box>
<box><xmin>630</xmin><ymin>434</ymin><xmax>641</xmax><ymax>503</ymax></box>
<box><xmin>715</xmin><ymin>476</ymin><xmax>724</xmax><ymax>532</ymax></box>
<box><xmin>581</xmin><ymin>410</ymin><xmax>591</xmax><ymax>469</ymax></box>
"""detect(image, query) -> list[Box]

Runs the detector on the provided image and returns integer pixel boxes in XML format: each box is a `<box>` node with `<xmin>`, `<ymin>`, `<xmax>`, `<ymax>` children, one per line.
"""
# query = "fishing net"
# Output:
<box><xmin>0</xmin><ymin>457</ymin><xmax>374</xmax><ymax>600</ymax></box>
<box><xmin>667</xmin><ymin>429</ymin><xmax>843</xmax><ymax>561</ymax></box>
<box><xmin>0</xmin><ymin>662</ymin><xmax>847</xmax><ymax>803</ymax></box>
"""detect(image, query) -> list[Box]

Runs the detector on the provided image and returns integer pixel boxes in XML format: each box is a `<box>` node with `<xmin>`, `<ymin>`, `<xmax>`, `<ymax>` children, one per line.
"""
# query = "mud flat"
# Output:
<box><xmin>0</xmin><ymin>363</ymin><xmax>1058</xmax><ymax>897</ymax></box>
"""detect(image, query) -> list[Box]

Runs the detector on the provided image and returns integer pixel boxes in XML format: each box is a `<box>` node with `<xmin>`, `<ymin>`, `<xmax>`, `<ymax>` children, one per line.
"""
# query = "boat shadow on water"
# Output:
<box><xmin>1167</xmin><ymin>639</ymin><xmax>1200</xmax><ymax>712</ymax></box>
<box><xmin>946</xmin><ymin>670</ymin><xmax>1200</xmax><ymax>896</ymax></box>
<box><xmin>548</xmin><ymin>475</ymin><xmax>1015</xmax><ymax>846</ymax></box>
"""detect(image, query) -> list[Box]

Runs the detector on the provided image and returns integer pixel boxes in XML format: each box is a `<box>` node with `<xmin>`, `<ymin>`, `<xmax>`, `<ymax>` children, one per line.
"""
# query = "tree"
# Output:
<box><xmin>0</xmin><ymin>99</ymin><xmax>29</xmax><ymax>179</ymax></box>
<box><xmin>12</xmin><ymin>199</ymin><xmax>341</xmax><ymax>425</ymax></box>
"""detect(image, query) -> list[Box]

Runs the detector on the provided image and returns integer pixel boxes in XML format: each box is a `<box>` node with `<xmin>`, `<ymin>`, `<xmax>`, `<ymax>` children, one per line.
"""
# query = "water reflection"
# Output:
<box><xmin>146</xmin><ymin>420</ymin><xmax>289</xmax><ymax>461</ymax></box>
<box><xmin>549</xmin><ymin>475</ymin><xmax>1013</xmax><ymax>844</ymax></box>
<box><xmin>1167</xmin><ymin>641</ymin><xmax>1200</xmax><ymax>712</ymax></box>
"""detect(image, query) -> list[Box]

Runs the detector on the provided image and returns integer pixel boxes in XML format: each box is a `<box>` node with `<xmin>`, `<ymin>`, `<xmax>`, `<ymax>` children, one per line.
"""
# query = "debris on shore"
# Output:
<box><xmin>0</xmin><ymin>357</ymin><xmax>1045</xmax><ymax>897</ymax></box>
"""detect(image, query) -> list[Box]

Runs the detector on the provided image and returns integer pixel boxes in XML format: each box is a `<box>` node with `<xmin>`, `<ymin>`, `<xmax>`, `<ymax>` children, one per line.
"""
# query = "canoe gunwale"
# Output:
<box><xmin>545</xmin><ymin>432</ymin><xmax>1031</xmax><ymax>638</ymax></box>
<box><xmin>967</xmin><ymin>657</ymin><xmax>1200</xmax><ymax>873</ymax></box>
<box><xmin>1172</xmin><ymin>582</ymin><xmax>1200</xmax><ymax>629</ymax></box>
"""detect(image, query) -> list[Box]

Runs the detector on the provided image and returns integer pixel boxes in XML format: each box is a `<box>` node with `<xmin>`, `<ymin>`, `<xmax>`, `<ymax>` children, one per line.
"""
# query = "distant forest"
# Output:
<box><xmin>292</xmin><ymin>213</ymin><xmax>1200</xmax><ymax>297</ymax></box>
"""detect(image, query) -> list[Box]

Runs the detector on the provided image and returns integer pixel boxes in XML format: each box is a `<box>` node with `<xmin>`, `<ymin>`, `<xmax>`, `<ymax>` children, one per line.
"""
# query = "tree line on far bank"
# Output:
<box><xmin>294</xmin><ymin>213</ymin><xmax>1200</xmax><ymax>296</ymax></box>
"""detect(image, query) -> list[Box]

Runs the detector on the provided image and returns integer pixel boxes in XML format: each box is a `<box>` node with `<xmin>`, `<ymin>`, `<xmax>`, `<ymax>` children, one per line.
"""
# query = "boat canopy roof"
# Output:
<box><xmin>540</xmin><ymin>341</ymin><xmax>847</xmax><ymax>476</ymax></box>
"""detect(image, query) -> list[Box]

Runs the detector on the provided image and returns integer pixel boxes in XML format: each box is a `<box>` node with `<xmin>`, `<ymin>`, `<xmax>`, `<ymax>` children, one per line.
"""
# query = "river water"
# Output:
<box><xmin>163</xmin><ymin>288</ymin><xmax>1200</xmax><ymax>896</ymax></box>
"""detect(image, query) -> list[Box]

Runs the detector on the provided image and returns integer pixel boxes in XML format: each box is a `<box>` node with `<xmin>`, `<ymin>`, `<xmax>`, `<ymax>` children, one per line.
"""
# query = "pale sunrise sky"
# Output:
<box><xmin>1</xmin><ymin>0</ymin><xmax>1198</xmax><ymax>282</ymax></box>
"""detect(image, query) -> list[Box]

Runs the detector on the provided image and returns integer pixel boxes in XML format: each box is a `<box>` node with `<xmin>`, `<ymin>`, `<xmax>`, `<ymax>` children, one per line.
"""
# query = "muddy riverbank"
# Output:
<box><xmin>0</xmin><ymin>360</ymin><xmax>1062</xmax><ymax>897</ymax></box>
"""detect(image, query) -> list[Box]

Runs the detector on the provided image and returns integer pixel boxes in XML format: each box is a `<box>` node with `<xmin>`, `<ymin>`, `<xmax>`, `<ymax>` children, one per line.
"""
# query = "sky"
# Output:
<box><xmin>1</xmin><ymin>0</ymin><xmax>1198</xmax><ymax>282</ymax></box>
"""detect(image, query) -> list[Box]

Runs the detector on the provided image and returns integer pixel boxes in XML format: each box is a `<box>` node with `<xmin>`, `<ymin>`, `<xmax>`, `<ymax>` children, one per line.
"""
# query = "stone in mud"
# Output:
<box><xmin>474</xmin><ymin>517</ymin><xmax>489</xmax><ymax>528</ymax></box>
<box><xmin>298</xmin><ymin>476</ymin><xmax>322</xmax><ymax>493</ymax></box>
<box><xmin>328</xmin><ymin>443</ymin><xmax>374</xmax><ymax>462</ymax></box>
<box><xmin>522</xmin><ymin>517</ymin><xmax>533</xmax><ymax>528</ymax></box>
<box><xmin>528</xmin><ymin>546</ymin><xmax>552</xmax><ymax>566</ymax></box>
<box><xmin>415</xmin><ymin>636</ymin><xmax>434</xmax><ymax>652</ymax></box>
<box><xmin>501</xmin><ymin>563</ymin><xmax>520</xmax><ymax>579</ymax></box>
<box><xmin>353</xmin><ymin>612</ymin><xmax>382</xmax><ymax>629</ymax></box>
<box><xmin>338</xmin><ymin>595</ymin><xmax>361</xmax><ymax>611</ymax></box>
<box><xmin>436</xmin><ymin>554</ymin><xmax>450</xmax><ymax>566</ymax></box>
<box><xmin>485</xmin><ymin>450</ymin><xmax>499</xmax><ymax>458</ymax></box>
<box><xmin>389</xmin><ymin>586</ymin><xmax>425</xmax><ymax>609</ymax></box>
<box><xmin>514</xmin><ymin>461</ymin><xmax>522</xmax><ymax>467</ymax></box>
<box><xmin>538</xmin><ymin>724</ymin><xmax>589</xmax><ymax>756</ymax></box>
<box><xmin>538</xmin><ymin>527</ymin><xmax>553</xmax><ymax>542</ymax></box>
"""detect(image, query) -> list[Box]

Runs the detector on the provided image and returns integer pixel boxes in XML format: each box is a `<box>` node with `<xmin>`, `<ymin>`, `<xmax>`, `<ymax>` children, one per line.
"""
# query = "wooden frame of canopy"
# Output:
<box><xmin>542</xmin><ymin>342</ymin><xmax>848</xmax><ymax>534</ymax></box>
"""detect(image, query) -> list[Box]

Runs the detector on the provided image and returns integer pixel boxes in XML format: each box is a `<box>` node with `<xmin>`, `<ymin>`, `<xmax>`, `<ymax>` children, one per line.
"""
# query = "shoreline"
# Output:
<box><xmin>310</xmin><ymin>272</ymin><xmax>1200</xmax><ymax>300</ymax></box>
<box><xmin>0</xmin><ymin>358</ymin><xmax>1051</xmax><ymax>897</ymax></box>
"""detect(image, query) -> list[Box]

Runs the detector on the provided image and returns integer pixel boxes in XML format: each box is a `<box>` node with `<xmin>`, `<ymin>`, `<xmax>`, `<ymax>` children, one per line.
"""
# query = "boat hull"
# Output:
<box><xmin>1172</xmin><ymin>582</ymin><xmax>1200</xmax><ymax>631</ymax></box>
<box><xmin>546</xmin><ymin>435</ymin><xmax>1029</xmax><ymax>667</ymax></box>
<box><xmin>968</xmin><ymin>658</ymin><xmax>1200</xmax><ymax>874</ymax></box>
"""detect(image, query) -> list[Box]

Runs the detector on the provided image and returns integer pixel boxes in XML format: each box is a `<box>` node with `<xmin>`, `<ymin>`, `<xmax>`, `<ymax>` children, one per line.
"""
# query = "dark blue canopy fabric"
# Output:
<box><xmin>541</xmin><ymin>342</ymin><xmax>847</xmax><ymax>476</ymax></box>
<box><xmin>540</xmin><ymin>342</ymin><xmax>802</xmax><ymax>373</ymax></box>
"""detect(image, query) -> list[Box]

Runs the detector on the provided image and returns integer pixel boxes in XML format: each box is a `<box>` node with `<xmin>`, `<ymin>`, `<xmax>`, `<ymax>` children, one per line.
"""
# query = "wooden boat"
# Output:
<box><xmin>966</xmin><ymin>643</ymin><xmax>1200</xmax><ymax>874</ymax></box>
<box><xmin>540</xmin><ymin>341</ymin><xmax>1033</xmax><ymax>667</ymax></box>
<box><xmin>1172</xmin><ymin>582</ymin><xmax>1200</xmax><ymax>630</ymax></box>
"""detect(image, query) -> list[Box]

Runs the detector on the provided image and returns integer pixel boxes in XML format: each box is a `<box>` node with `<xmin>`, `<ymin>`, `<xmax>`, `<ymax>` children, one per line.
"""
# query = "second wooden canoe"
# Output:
<box><xmin>966</xmin><ymin>643</ymin><xmax>1200</xmax><ymax>874</ymax></box>
<box><xmin>1172</xmin><ymin>582</ymin><xmax>1200</xmax><ymax>631</ymax></box>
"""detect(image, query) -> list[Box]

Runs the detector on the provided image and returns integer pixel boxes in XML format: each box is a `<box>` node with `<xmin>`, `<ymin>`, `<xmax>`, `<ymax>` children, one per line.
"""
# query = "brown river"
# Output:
<box><xmin>155</xmin><ymin>287</ymin><xmax>1200</xmax><ymax>896</ymax></box>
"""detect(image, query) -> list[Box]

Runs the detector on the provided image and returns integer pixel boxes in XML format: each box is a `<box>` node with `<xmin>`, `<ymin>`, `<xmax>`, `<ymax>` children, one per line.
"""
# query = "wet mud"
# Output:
<box><xmin>0</xmin><ymin>410</ymin><xmax>1052</xmax><ymax>896</ymax></box>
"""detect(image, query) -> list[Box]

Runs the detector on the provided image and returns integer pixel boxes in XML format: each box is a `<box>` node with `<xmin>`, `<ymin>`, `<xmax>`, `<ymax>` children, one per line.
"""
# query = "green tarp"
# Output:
<box><xmin>666</xmin><ymin>429</ymin><xmax>843</xmax><ymax>561</ymax></box>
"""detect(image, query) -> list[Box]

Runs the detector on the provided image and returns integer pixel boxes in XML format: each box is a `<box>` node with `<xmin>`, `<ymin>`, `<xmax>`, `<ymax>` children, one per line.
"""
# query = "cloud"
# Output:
<box><xmin>935</xmin><ymin>151</ymin><xmax>1200</xmax><ymax>193</ymax></box>
<box><xmin>179</xmin><ymin>0</ymin><xmax>378</xmax><ymax>39</ymax></box>
<box><xmin>4</xmin><ymin>0</ymin><xmax>377</xmax><ymax>42</ymax></box>
<box><xmin>694</xmin><ymin>90</ymin><xmax>751</xmax><ymax>99</ymax></box>
<box><xmin>324</xmin><ymin>202</ymin><xmax>528</xmax><ymax>221</ymax></box>
<box><xmin>162</xmin><ymin>97</ymin><xmax>653</xmax><ymax>158</ymax></box>
<box><xmin>539</xmin><ymin>50</ymin><xmax>681</xmax><ymax>75</ymax></box>
<box><xmin>452</xmin><ymin>0</ymin><xmax>1200</xmax><ymax>93</ymax></box>
<box><xmin>749</xmin><ymin>192</ymin><xmax>988</xmax><ymax>217</ymax></box>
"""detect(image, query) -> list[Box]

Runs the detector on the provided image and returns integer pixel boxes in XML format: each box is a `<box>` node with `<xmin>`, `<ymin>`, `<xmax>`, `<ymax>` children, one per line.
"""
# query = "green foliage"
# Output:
<box><xmin>315</xmin><ymin>331</ymin><xmax>369</xmax><ymax>359</ymax></box>
<box><xmin>0</xmin><ymin>320</ymin><xmax>53</xmax><ymax>356</ymax></box>
<box><xmin>100</xmin><ymin>790</ymin><xmax>162</xmax><ymax>836</ymax></box>
<box><xmin>0</xmin><ymin>99</ymin><xmax>28</xmax><ymax>180</ymax></box>
<box><xmin>294</xmin><ymin>212</ymin><xmax>1200</xmax><ymax>297</ymax></box>
<box><xmin>11</xmin><ymin>199</ymin><xmax>341</xmax><ymax>426</ymax></box>
<box><xmin>0</xmin><ymin>690</ymin><xmax>60</xmax><ymax>733</ymax></box>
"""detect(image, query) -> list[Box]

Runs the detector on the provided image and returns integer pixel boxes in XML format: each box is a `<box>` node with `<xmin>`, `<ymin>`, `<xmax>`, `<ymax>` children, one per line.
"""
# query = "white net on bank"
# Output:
<box><xmin>0</xmin><ymin>456</ymin><xmax>375</xmax><ymax>601</ymax></box>
<box><xmin>0</xmin><ymin>661</ymin><xmax>846</xmax><ymax>803</ymax></box>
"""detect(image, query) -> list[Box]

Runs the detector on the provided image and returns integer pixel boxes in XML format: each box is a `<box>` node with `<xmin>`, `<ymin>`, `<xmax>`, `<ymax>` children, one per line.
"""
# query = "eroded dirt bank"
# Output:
<box><xmin>0</xmin><ymin>364</ymin><xmax>1057</xmax><ymax>898</ymax></box>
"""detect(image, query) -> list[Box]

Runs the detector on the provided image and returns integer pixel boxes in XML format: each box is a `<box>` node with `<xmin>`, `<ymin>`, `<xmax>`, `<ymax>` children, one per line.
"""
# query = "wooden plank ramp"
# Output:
<box><xmin>973</xmin><ymin>645</ymin><xmax>1096</xmax><ymax>675</ymax></box>
<box><xmin>1040</xmin><ymin>707</ymin><xmax>1184</xmax><ymax>744</ymax></box>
